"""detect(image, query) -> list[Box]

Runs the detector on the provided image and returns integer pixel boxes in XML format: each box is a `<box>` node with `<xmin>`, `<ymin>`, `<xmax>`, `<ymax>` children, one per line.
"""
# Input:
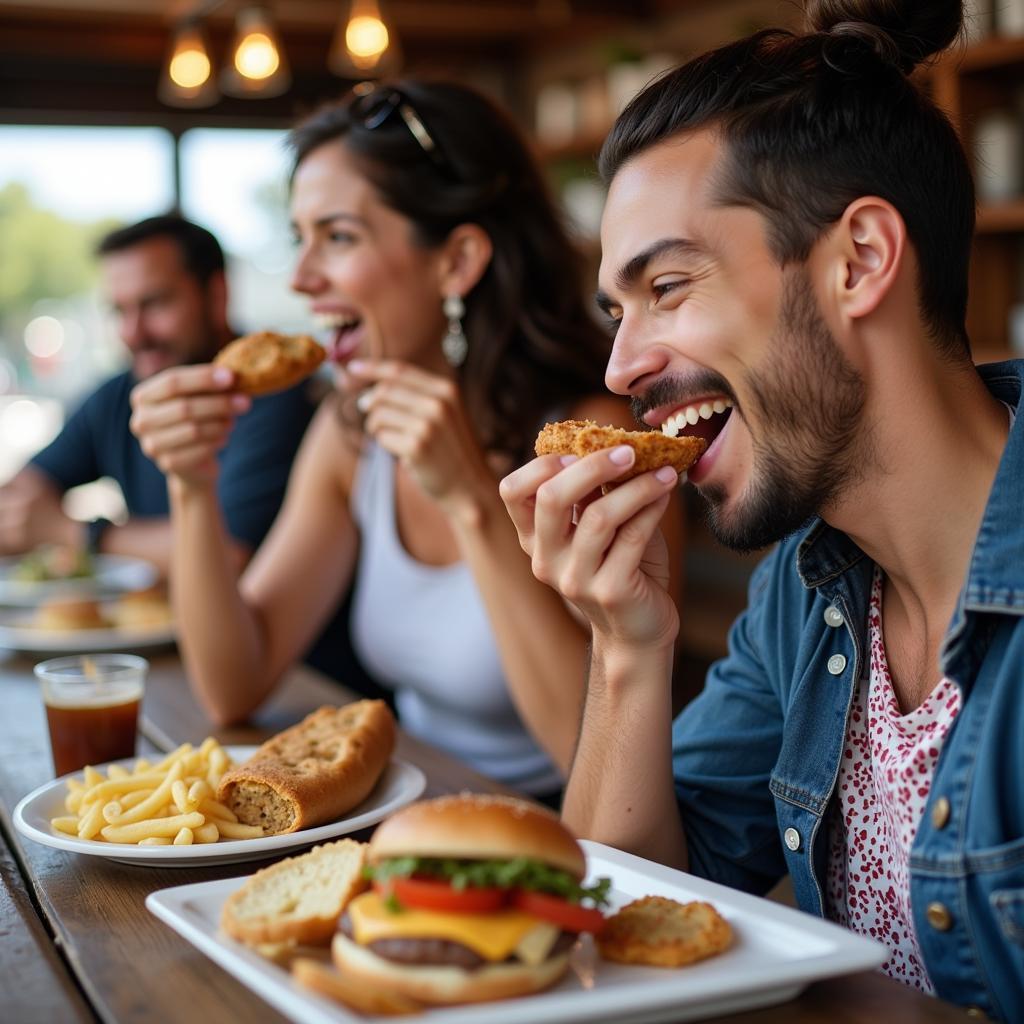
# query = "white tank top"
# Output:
<box><xmin>349</xmin><ymin>440</ymin><xmax>562</xmax><ymax>795</ymax></box>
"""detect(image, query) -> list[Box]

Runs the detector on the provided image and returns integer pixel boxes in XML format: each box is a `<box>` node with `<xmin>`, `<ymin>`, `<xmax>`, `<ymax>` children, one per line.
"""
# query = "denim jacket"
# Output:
<box><xmin>672</xmin><ymin>360</ymin><xmax>1024</xmax><ymax>1020</ymax></box>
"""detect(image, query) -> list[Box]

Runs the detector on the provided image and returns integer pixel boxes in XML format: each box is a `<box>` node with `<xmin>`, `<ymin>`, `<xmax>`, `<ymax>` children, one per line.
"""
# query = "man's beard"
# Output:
<box><xmin>701</xmin><ymin>268</ymin><xmax>871</xmax><ymax>553</ymax></box>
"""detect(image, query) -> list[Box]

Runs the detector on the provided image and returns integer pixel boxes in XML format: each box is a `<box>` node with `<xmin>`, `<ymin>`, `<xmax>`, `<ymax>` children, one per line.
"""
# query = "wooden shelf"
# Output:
<box><xmin>954</xmin><ymin>33</ymin><xmax>1024</xmax><ymax>74</ymax></box>
<box><xmin>976</xmin><ymin>199</ymin><xmax>1024</xmax><ymax>233</ymax></box>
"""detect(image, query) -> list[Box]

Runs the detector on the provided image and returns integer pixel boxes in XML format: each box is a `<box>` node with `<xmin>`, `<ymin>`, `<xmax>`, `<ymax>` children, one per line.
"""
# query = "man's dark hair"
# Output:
<box><xmin>600</xmin><ymin>0</ymin><xmax>973</xmax><ymax>360</ymax></box>
<box><xmin>96</xmin><ymin>214</ymin><xmax>225</xmax><ymax>287</ymax></box>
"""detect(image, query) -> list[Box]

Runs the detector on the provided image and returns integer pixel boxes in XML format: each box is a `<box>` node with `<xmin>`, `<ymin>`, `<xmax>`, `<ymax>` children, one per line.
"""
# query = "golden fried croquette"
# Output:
<box><xmin>214</xmin><ymin>331</ymin><xmax>325</xmax><ymax>396</ymax></box>
<box><xmin>596</xmin><ymin>896</ymin><xmax>732</xmax><ymax>967</ymax></box>
<box><xmin>534</xmin><ymin>419</ymin><xmax>705</xmax><ymax>483</ymax></box>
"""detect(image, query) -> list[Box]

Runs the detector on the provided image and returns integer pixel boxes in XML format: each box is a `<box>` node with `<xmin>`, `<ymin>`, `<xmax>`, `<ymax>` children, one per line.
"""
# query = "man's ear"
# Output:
<box><xmin>437</xmin><ymin>224</ymin><xmax>493</xmax><ymax>298</ymax></box>
<box><xmin>830</xmin><ymin>197</ymin><xmax>906</xmax><ymax>321</ymax></box>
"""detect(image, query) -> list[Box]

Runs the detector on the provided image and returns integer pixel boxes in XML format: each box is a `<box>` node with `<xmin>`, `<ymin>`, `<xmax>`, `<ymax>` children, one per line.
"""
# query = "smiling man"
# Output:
<box><xmin>500</xmin><ymin>1</ymin><xmax>1022</xmax><ymax>1018</ymax></box>
<box><xmin>0</xmin><ymin>214</ymin><xmax>317</xmax><ymax>573</ymax></box>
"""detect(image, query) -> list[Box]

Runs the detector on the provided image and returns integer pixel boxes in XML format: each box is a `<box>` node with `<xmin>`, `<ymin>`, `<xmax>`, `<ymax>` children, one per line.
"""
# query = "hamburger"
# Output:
<box><xmin>332</xmin><ymin>793</ymin><xmax>610</xmax><ymax>1006</ymax></box>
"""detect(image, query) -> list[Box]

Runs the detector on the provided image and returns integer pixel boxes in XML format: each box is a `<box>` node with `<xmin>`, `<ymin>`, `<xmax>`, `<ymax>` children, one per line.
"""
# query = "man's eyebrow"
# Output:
<box><xmin>615</xmin><ymin>237</ymin><xmax>706</xmax><ymax>292</ymax></box>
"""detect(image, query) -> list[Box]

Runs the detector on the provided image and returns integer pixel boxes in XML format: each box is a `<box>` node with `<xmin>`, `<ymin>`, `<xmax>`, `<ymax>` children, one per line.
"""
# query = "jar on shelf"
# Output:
<box><xmin>973</xmin><ymin>109</ymin><xmax>1023</xmax><ymax>202</ymax></box>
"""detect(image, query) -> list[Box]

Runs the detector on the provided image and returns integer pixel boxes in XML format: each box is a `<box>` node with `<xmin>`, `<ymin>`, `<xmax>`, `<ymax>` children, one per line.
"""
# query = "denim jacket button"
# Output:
<box><xmin>784</xmin><ymin>827</ymin><xmax>801</xmax><ymax>851</ymax></box>
<box><xmin>827</xmin><ymin>654</ymin><xmax>847</xmax><ymax>675</ymax></box>
<box><xmin>931</xmin><ymin>796</ymin><xmax>951</xmax><ymax>830</ymax></box>
<box><xmin>965</xmin><ymin>1008</ymin><xmax>989</xmax><ymax>1020</ymax></box>
<box><xmin>926</xmin><ymin>902</ymin><xmax>953</xmax><ymax>931</ymax></box>
<box><xmin>824</xmin><ymin>605</ymin><xmax>844</xmax><ymax>627</ymax></box>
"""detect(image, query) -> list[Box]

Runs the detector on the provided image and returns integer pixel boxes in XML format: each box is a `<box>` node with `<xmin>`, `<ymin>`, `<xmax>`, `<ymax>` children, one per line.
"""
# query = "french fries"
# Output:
<box><xmin>50</xmin><ymin>737</ymin><xmax>262</xmax><ymax>846</ymax></box>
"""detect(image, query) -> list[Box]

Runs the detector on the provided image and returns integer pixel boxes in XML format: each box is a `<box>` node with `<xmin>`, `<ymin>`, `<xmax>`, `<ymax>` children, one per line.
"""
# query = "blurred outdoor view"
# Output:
<box><xmin>0</xmin><ymin>124</ymin><xmax>311</xmax><ymax>506</ymax></box>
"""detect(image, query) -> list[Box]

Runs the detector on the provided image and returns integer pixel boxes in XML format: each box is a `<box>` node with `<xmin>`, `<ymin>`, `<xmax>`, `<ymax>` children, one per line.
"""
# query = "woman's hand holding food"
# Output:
<box><xmin>499</xmin><ymin>446</ymin><xmax>681</xmax><ymax>653</ymax></box>
<box><xmin>129</xmin><ymin>366</ymin><xmax>251</xmax><ymax>487</ymax></box>
<box><xmin>348</xmin><ymin>359</ymin><xmax>494</xmax><ymax>519</ymax></box>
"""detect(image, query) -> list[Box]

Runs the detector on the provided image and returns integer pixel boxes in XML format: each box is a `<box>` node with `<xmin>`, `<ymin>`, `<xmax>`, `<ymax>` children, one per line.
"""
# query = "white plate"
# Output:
<box><xmin>0</xmin><ymin>553</ymin><xmax>158</xmax><ymax>606</ymax></box>
<box><xmin>146</xmin><ymin>840</ymin><xmax>886</xmax><ymax>1024</ymax></box>
<box><xmin>0</xmin><ymin>611</ymin><xmax>176</xmax><ymax>653</ymax></box>
<box><xmin>14</xmin><ymin>747</ymin><xmax>426</xmax><ymax>867</ymax></box>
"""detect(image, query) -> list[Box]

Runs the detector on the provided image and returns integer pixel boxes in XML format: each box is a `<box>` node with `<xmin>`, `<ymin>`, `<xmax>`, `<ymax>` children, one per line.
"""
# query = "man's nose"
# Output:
<box><xmin>604</xmin><ymin>317</ymin><xmax>671</xmax><ymax>397</ymax></box>
<box><xmin>119</xmin><ymin>311</ymin><xmax>145</xmax><ymax>348</ymax></box>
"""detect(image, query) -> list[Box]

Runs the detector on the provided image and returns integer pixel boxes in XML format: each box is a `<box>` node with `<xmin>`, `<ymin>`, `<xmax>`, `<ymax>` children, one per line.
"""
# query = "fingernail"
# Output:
<box><xmin>608</xmin><ymin>445</ymin><xmax>634</xmax><ymax>466</ymax></box>
<box><xmin>212</xmin><ymin>367</ymin><xmax>233</xmax><ymax>386</ymax></box>
<box><xmin>231</xmin><ymin>394</ymin><xmax>250</xmax><ymax>411</ymax></box>
<box><xmin>655</xmin><ymin>466</ymin><xmax>677</xmax><ymax>483</ymax></box>
<box><xmin>349</xmin><ymin>359</ymin><xmax>367</xmax><ymax>373</ymax></box>
<box><xmin>356</xmin><ymin>389</ymin><xmax>373</xmax><ymax>412</ymax></box>
<box><xmin>559</xmin><ymin>455</ymin><xmax>578</xmax><ymax>467</ymax></box>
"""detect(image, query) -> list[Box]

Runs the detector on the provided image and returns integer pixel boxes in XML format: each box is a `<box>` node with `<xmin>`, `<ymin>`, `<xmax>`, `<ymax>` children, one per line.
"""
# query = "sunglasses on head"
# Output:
<box><xmin>349</xmin><ymin>83</ymin><xmax>450</xmax><ymax>173</ymax></box>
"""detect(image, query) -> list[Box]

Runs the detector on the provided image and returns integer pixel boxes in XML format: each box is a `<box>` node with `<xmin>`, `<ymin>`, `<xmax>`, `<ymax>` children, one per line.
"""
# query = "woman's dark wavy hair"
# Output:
<box><xmin>600</xmin><ymin>0</ymin><xmax>974</xmax><ymax>360</ymax></box>
<box><xmin>287</xmin><ymin>80</ymin><xmax>611</xmax><ymax>463</ymax></box>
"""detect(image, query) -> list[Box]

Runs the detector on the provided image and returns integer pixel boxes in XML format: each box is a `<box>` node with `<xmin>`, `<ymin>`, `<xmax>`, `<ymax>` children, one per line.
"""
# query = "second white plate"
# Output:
<box><xmin>13</xmin><ymin>747</ymin><xmax>426</xmax><ymax>866</ymax></box>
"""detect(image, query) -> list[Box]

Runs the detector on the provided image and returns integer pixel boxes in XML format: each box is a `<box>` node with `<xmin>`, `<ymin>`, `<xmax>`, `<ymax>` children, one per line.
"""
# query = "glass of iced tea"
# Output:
<box><xmin>34</xmin><ymin>654</ymin><xmax>147</xmax><ymax>777</ymax></box>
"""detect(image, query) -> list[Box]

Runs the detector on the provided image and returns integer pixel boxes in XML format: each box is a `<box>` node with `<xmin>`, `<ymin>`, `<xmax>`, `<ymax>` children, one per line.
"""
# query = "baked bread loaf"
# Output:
<box><xmin>108</xmin><ymin>586</ymin><xmax>173</xmax><ymax>628</ymax></box>
<box><xmin>535</xmin><ymin>420</ymin><xmax>705</xmax><ymax>484</ymax></box>
<box><xmin>213</xmin><ymin>331</ymin><xmax>325</xmax><ymax>396</ymax></box>
<box><xmin>34</xmin><ymin>597</ymin><xmax>108</xmax><ymax>631</ymax></box>
<box><xmin>217</xmin><ymin>702</ymin><xmax>395</xmax><ymax>835</ymax></box>
<box><xmin>221</xmin><ymin>838</ymin><xmax>367</xmax><ymax>946</ymax></box>
<box><xmin>596</xmin><ymin>896</ymin><xmax>732</xmax><ymax>967</ymax></box>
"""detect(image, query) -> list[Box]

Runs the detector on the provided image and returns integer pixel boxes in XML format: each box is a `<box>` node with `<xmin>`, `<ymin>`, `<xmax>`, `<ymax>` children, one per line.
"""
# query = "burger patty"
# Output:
<box><xmin>339</xmin><ymin>912</ymin><xmax>576</xmax><ymax>969</ymax></box>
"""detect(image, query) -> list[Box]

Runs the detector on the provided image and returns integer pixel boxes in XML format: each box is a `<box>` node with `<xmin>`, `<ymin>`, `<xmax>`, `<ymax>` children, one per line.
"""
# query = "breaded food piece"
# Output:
<box><xmin>596</xmin><ymin>896</ymin><xmax>732</xmax><ymax>967</ymax></box>
<box><xmin>108</xmin><ymin>585</ymin><xmax>173</xmax><ymax>628</ymax></box>
<box><xmin>217</xmin><ymin>702</ymin><xmax>395</xmax><ymax>835</ymax></box>
<box><xmin>535</xmin><ymin>420</ymin><xmax>705</xmax><ymax>483</ymax></box>
<box><xmin>221</xmin><ymin>838</ymin><xmax>367</xmax><ymax>946</ymax></box>
<box><xmin>213</xmin><ymin>331</ymin><xmax>325</xmax><ymax>396</ymax></box>
<box><xmin>34</xmin><ymin>597</ymin><xmax>108</xmax><ymax>631</ymax></box>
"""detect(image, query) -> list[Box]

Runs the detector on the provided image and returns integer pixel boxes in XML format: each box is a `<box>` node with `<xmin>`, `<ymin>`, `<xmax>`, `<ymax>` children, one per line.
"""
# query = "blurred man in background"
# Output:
<box><xmin>0</xmin><ymin>214</ymin><xmax>318</xmax><ymax>574</ymax></box>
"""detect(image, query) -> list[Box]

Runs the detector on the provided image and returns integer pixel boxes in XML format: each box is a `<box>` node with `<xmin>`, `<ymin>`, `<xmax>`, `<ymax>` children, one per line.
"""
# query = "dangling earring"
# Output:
<box><xmin>441</xmin><ymin>293</ymin><xmax>468</xmax><ymax>368</ymax></box>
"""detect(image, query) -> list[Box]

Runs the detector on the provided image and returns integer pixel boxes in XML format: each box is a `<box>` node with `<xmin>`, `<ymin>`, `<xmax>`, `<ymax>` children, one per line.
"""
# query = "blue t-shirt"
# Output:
<box><xmin>30</xmin><ymin>369</ymin><xmax>315</xmax><ymax>549</ymax></box>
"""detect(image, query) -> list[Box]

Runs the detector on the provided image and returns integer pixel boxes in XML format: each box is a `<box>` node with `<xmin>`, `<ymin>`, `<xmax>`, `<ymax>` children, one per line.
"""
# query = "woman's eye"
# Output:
<box><xmin>328</xmin><ymin>231</ymin><xmax>358</xmax><ymax>245</ymax></box>
<box><xmin>604</xmin><ymin>315</ymin><xmax>621</xmax><ymax>337</ymax></box>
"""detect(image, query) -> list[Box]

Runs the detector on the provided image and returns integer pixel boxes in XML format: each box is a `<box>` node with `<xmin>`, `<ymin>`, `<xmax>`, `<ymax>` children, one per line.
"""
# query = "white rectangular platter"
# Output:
<box><xmin>146</xmin><ymin>839</ymin><xmax>885</xmax><ymax>1024</ymax></box>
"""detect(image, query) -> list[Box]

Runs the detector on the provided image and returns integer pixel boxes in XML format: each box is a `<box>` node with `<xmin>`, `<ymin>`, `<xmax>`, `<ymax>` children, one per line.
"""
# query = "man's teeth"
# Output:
<box><xmin>312</xmin><ymin>313</ymin><xmax>360</xmax><ymax>331</ymax></box>
<box><xmin>661</xmin><ymin>398</ymin><xmax>733</xmax><ymax>436</ymax></box>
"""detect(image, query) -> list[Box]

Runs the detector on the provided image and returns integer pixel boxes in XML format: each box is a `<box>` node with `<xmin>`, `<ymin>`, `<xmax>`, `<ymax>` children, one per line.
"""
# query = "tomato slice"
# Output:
<box><xmin>512</xmin><ymin>889</ymin><xmax>606</xmax><ymax>934</ymax></box>
<box><xmin>376</xmin><ymin>877</ymin><xmax>507</xmax><ymax>914</ymax></box>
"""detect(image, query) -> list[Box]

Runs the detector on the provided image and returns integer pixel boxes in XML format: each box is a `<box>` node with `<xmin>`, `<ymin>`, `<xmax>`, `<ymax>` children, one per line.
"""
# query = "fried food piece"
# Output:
<box><xmin>596</xmin><ymin>896</ymin><xmax>732</xmax><ymax>967</ymax></box>
<box><xmin>34</xmin><ymin>597</ymin><xmax>108</xmax><ymax>631</ymax></box>
<box><xmin>292</xmin><ymin>957</ymin><xmax>422</xmax><ymax>1016</ymax></box>
<box><xmin>213</xmin><ymin>331</ymin><xmax>325</xmax><ymax>396</ymax></box>
<box><xmin>535</xmin><ymin>420</ymin><xmax>705</xmax><ymax>484</ymax></box>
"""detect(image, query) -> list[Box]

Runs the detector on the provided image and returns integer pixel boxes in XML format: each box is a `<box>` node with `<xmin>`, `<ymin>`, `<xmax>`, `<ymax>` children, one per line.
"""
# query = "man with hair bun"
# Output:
<box><xmin>501</xmin><ymin>0</ymin><xmax>1023</xmax><ymax>1017</ymax></box>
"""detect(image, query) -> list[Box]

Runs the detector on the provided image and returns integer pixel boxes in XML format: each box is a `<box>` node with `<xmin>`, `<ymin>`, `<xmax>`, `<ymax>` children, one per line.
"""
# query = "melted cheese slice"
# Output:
<box><xmin>348</xmin><ymin>891</ymin><xmax>558</xmax><ymax>963</ymax></box>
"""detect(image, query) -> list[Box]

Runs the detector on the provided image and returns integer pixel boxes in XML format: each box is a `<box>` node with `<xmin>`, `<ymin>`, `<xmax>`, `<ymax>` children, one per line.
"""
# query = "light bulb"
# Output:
<box><xmin>234</xmin><ymin>31</ymin><xmax>280</xmax><ymax>80</ymax></box>
<box><xmin>346</xmin><ymin>15</ymin><xmax>389</xmax><ymax>60</ymax></box>
<box><xmin>169</xmin><ymin>46</ymin><xmax>211</xmax><ymax>89</ymax></box>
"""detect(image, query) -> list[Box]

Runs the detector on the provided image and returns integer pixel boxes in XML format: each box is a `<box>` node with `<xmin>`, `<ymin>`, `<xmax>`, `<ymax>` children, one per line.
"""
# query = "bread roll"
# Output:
<box><xmin>34</xmin><ymin>597</ymin><xmax>108</xmax><ymax>631</ymax></box>
<box><xmin>221</xmin><ymin>838</ymin><xmax>367</xmax><ymax>946</ymax></box>
<box><xmin>217</xmin><ymin>702</ymin><xmax>395</xmax><ymax>835</ymax></box>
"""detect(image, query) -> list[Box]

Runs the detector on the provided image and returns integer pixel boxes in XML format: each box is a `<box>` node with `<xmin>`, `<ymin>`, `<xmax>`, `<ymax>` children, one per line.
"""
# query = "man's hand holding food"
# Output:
<box><xmin>129</xmin><ymin>365</ymin><xmax>251</xmax><ymax>487</ymax></box>
<box><xmin>499</xmin><ymin>444</ymin><xmax>682</xmax><ymax>653</ymax></box>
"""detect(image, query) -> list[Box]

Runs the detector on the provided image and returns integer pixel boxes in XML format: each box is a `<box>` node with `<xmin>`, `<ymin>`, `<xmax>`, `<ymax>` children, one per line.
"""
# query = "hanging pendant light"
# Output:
<box><xmin>329</xmin><ymin>0</ymin><xmax>402</xmax><ymax>79</ymax></box>
<box><xmin>221</xmin><ymin>5</ymin><xmax>291</xmax><ymax>98</ymax></box>
<box><xmin>159</xmin><ymin>19</ymin><xmax>220</xmax><ymax>108</ymax></box>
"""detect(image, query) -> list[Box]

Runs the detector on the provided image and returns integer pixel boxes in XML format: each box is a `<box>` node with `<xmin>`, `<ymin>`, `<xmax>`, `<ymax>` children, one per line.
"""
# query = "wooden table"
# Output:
<box><xmin>0</xmin><ymin>648</ymin><xmax>970</xmax><ymax>1024</ymax></box>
